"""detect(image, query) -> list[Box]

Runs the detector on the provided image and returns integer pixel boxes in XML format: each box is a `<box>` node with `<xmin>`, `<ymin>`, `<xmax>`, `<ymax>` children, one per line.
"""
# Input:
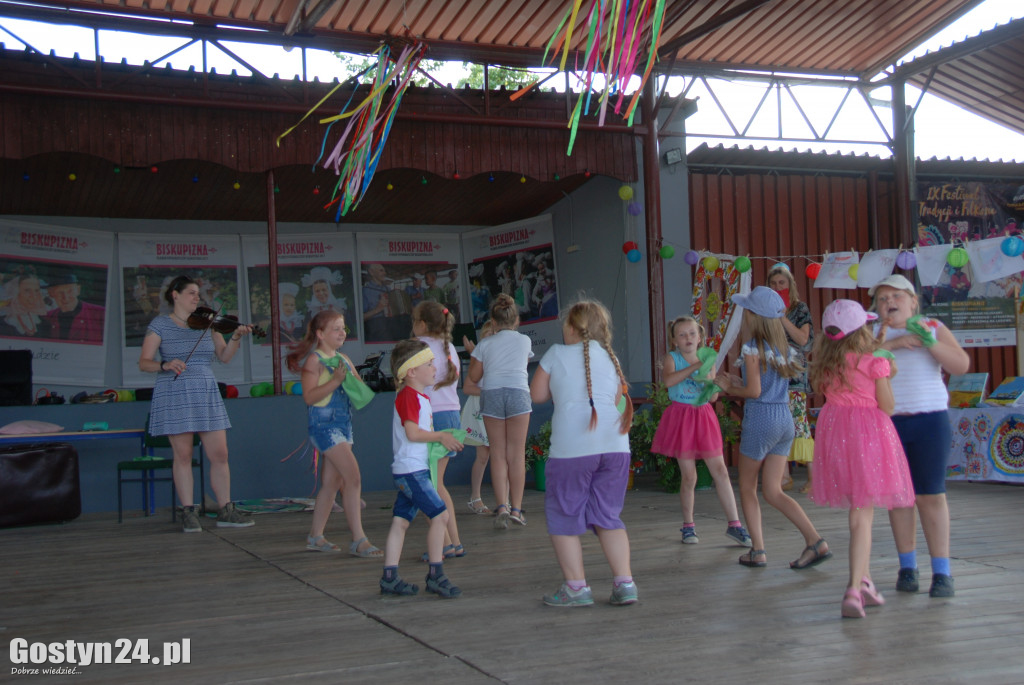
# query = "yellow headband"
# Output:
<box><xmin>396</xmin><ymin>348</ymin><xmax>434</xmax><ymax>381</ymax></box>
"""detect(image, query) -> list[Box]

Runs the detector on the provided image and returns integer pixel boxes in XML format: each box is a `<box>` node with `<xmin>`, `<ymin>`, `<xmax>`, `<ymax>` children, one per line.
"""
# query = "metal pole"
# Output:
<box><xmin>641</xmin><ymin>79</ymin><xmax>667</xmax><ymax>382</ymax></box>
<box><xmin>266</xmin><ymin>170</ymin><xmax>283</xmax><ymax>394</ymax></box>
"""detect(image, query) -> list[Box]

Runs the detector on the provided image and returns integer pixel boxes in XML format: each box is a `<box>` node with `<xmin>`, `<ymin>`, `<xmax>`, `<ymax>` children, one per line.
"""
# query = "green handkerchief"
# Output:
<box><xmin>695</xmin><ymin>346</ymin><xmax>718</xmax><ymax>382</ymax></box>
<box><xmin>428</xmin><ymin>428</ymin><xmax>467</xmax><ymax>487</ymax></box>
<box><xmin>872</xmin><ymin>348</ymin><xmax>896</xmax><ymax>361</ymax></box>
<box><xmin>906</xmin><ymin>315</ymin><xmax>939</xmax><ymax>347</ymax></box>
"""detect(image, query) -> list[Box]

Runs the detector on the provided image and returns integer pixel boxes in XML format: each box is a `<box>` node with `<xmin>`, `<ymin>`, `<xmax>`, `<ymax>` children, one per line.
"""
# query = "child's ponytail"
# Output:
<box><xmin>414</xmin><ymin>301</ymin><xmax>458</xmax><ymax>388</ymax></box>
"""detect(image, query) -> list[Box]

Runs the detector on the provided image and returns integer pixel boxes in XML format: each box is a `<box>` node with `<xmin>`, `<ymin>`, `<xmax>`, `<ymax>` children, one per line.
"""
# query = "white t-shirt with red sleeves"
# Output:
<box><xmin>392</xmin><ymin>385</ymin><xmax>433</xmax><ymax>475</ymax></box>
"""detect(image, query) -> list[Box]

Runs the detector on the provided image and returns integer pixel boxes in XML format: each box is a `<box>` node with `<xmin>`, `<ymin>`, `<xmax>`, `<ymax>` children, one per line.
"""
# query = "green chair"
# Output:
<box><xmin>117</xmin><ymin>415</ymin><xmax>204</xmax><ymax>523</ymax></box>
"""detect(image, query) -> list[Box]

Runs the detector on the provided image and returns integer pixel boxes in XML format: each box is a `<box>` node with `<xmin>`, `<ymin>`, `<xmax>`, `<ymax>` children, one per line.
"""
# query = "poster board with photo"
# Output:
<box><xmin>119</xmin><ymin>234</ymin><xmax>246</xmax><ymax>386</ymax></box>
<box><xmin>242</xmin><ymin>234</ymin><xmax>357</xmax><ymax>381</ymax></box>
<box><xmin>355</xmin><ymin>233</ymin><xmax>463</xmax><ymax>345</ymax></box>
<box><xmin>1</xmin><ymin>219</ymin><xmax>114</xmax><ymax>385</ymax></box>
<box><xmin>461</xmin><ymin>215</ymin><xmax>560</xmax><ymax>358</ymax></box>
<box><xmin>916</xmin><ymin>180</ymin><xmax>1024</xmax><ymax>347</ymax></box>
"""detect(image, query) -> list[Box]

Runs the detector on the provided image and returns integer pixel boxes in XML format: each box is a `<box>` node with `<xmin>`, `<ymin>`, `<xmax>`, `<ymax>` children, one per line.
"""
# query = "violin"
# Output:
<box><xmin>187</xmin><ymin>306</ymin><xmax>266</xmax><ymax>338</ymax></box>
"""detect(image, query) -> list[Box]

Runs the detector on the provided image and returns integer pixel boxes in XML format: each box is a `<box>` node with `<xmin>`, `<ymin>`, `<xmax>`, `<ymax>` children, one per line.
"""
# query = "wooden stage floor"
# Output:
<box><xmin>2</xmin><ymin>479</ymin><xmax>1022</xmax><ymax>684</ymax></box>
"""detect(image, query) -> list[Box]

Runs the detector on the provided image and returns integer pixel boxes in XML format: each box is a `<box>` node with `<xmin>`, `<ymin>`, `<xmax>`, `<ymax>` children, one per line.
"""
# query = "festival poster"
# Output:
<box><xmin>1</xmin><ymin>219</ymin><xmax>113</xmax><ymax>385</ymax></box>
<box><xmin>916</xmin><ymin>180</ymin><xmax>1024</xmax><ymax>347</ymax></box>
<box><xmin>355</xmin><ymin>232</ymin><xmax>463</xmax><ymax>345</ymax></box>
<box><xmin>119</xmin><ymin>234</ymin><xmax>245</xmax><ymax>386</ymax></box>
<box><xmin>242</xmin><ymin>234</ymin><xmax>357</xmax><ymax>382</ymax></box>
<box><xmin>461</xmin><ymin>215</ymin><xmax>560</xmax><ymax>358</ymax></box>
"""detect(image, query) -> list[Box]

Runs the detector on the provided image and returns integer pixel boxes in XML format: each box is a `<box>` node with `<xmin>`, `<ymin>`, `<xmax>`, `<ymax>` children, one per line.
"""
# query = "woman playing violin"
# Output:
<box><xmin>138</xmin><ymin>274</ymin><xmax>254</xmax><ymax>533</ymax></box>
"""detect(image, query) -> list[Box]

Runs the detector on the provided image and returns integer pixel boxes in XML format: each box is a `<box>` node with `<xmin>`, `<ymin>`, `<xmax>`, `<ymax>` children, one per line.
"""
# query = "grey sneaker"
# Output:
<box><xmin>725</xmin><ymin>525</ymin><xmax>752</xmax><ymax>547</ymax></box>
<box><xmin>609</xmin><ymin>581</ymin><xmax>638</xmax><ymax>606</ymax></box>
<box><xmin>896</xmin><ymin>567</ymin><xmax>920</xmax><ymax>593</ymax></box>
<box><xmin>681</xmin><ymin>527</ymin><xmax>699</xmax><ymax>544</ymax></box>
<box><xmin>929</xmin><ymin>573</ymin><xmax>955</xmax><ymax>598</ymax></box>
<box><xmin>543</xmin><ymin>583</ymin><xmax>594</xmax><ymax>607</ymax></box>
<box><xmin>180</xmin><ymin>505</ymin><xmax>201</xmax><ymax>533</ymax></box>
<box><xmin>216</xmin><ymin>502</ymin><xmax>254</xmax><ymax>528</ymax></box>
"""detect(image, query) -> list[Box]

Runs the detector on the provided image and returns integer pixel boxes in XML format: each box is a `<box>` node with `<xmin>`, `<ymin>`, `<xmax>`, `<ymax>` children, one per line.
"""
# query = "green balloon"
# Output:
<box><xmin>734</xmin><ymin>255</ymin><xmax>751</xmax><ymax>273</ymax></box>
<box><xmin>659</xmin><ymin>245</ymin><xmax>675</xmax><ymax>259</ymax></box>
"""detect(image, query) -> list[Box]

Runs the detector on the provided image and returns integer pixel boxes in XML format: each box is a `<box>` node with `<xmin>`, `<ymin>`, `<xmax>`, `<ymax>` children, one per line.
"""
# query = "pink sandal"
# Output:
<box><xmin>841</xmin><ymin>587</ymin><xmax>865</xmax><ymax>618</ymax></box>
<box><xmin>860</xmin><ymin>577</ymin><xmax>885</xmax><ymax>607</ymax></box>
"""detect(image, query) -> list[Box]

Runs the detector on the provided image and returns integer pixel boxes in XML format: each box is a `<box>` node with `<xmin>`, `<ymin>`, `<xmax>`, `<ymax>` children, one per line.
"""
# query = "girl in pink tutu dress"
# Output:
<box><xmin>809</xmin><ymin>300</ymin><xmax>915</xmax><ymax>619</ymax></box>
<box><xmin>651</xmin><ymin>317</ymin><xmax>752</xmax><ymax>547</ymax></box>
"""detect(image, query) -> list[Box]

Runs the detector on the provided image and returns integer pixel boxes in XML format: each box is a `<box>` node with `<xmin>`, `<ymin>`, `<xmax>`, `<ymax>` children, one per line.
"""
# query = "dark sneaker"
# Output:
<box><xmin>216</xmin><ymin>502</ymin><xmax>255</xmax><ymax>528</ymax></box>
<box><xmin>425</xmin><ymin>573</ymin><xmax>462</xmax><ymax>599</ymax></box>
<box><xmin>609</xmin><ymin>581</ymin><xmax>638</xmax><ymax>606</ymax></box>
<box><xmin>380</xmin><ymin>576</ymin><xmax>419</xmax><ymax>596</ymax></box>
<box><xmin>543</xmin><ymin>583</ymin><xmax>593</xmax><ymax>607</ymax></box>
<box><xmin>180</xmin><ymin>505</ymin><xmax>201</xmax><ymax>533</ymax></box>
<box><xmin>929</xmin><ymin>573</ymin><xmax>955</xmax><ymax>598</ymax></box>
<box><xmin>681</xmin><ymin>527</ymin><xmax>699</xmax><ymax>544</ymax></box>
<box><xmin>896</xmin><ymin>567</ymin><xmax>920</xmax><ymax>593</ymax></box>
<box><xmin>725</xmin><ymin>525</ymin><xmax>752</xmax><ymax>547</ymax></box>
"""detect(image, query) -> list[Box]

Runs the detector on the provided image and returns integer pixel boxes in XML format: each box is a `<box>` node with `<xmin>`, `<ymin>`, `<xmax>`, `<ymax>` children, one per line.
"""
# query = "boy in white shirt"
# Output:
<box><xmin>380</xmin><ymin>339</ymin><xmax>465</xmax><ymax>598</ymax></box>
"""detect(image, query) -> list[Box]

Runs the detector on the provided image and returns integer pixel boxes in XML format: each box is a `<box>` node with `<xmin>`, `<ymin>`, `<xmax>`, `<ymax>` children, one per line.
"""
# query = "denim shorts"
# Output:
<box><xmin>891</xmin><ymin>410</ymin><xmax>951</xmax><ymax>495</ymax></box>
<box><xmin>392</xmin><ymin>469</ymin><xmax>446</xmax><ymax>521</ymax></box>
<box><xmin>433</xmin><ymin>410</ymin><xmax>461</xmax><ymax>457</ymax></box>
<box><xmin>480</xmin><ymin>387</ymin><xmax>532</xmax><ymax>419</ymax></box>
<box><xmin>308</xmin><ymin>404</ymin><xmax>353</xmax><ymax>452</ymax></box>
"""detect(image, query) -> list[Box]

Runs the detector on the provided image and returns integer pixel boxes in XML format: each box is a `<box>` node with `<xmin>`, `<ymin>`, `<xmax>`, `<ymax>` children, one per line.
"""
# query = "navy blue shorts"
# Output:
<box><xmin>891</xmin><ymin>410</ymin><xmax>951</xmax><ymax>495</ymax></box>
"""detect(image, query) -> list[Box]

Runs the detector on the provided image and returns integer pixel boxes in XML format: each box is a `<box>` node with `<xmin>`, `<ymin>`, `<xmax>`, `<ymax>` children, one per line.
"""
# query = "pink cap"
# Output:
<box><xmin>822</xmin><ymin>299</ymin><xmax>877</xmax><ymax>340</ymax></box>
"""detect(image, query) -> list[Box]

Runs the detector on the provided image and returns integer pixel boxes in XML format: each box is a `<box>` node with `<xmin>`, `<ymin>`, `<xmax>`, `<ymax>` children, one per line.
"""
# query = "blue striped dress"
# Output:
<box><xmin>147</xmin><ymin>316</ymin><xmax>231</xmax><ymax>436</ymax></box>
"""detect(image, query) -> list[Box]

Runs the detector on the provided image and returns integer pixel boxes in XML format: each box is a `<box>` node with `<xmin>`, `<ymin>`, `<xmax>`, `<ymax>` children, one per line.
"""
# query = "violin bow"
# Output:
<box><xmin>173</xmin><ymin>303</ymin><xmax>222</xmax><ymax>381</ymax></box>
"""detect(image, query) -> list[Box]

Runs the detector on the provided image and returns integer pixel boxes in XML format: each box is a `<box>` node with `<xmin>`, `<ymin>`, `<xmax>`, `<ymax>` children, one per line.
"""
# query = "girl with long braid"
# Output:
<box><xmin>530</xmin><ymin>299</ymin><xmax>637</xmax><ymax>607</ymax></box>
<box><xmin>411</xmin><ymin>301</ymin><xmax>465</xmax><ymax>558</ymax></box>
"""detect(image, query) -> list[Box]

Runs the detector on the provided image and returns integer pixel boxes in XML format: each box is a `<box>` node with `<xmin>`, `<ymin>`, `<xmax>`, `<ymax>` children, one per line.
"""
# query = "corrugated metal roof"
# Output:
<box><xmin>686</xmin><ymin>142</ymin><xmax>1024</xmax><ymax>176</ymax></box>
<box><xmin>2</xmin><ymin>0</ymin><xmax>986</xmax><ymax>77</ymax></box>
<box><xmin>903</xmin><ymin>18</ymin><xmax>1024</xmax><ymax>137</ymax></box>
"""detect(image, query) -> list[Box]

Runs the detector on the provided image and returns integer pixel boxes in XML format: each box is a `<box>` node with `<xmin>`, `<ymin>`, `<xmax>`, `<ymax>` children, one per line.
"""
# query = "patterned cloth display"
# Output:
<box><xmin>947</xmin><ymin>407</ymin><xmax>1024</xmax><ymax>482</ymax></box>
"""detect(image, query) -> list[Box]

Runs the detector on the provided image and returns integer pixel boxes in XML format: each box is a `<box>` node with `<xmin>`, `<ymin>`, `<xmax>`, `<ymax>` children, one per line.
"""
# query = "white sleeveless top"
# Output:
<box><xmin>882</xmin><ymin>326</ymin><xmax>949</xmax><ymax>414</ymax></box>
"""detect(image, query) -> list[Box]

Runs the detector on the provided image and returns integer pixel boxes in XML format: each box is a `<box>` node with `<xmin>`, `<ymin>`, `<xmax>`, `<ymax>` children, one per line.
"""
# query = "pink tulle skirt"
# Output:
<box><xmin>810</xmin><ymin>403</ymin><xmax>915</xmax><ymax>510</ymax></box>
<box><xmin>651</xmin><ymin>401</ymin><xmax>723</xmax><ymax>460</ymax></box>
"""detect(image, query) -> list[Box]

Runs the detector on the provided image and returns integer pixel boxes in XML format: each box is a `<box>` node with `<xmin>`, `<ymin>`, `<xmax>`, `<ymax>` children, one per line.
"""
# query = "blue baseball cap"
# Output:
<box><xmin>731</xmin><ymin>286</ymin><xmax>786</xmax><ymax>319</ymax></box>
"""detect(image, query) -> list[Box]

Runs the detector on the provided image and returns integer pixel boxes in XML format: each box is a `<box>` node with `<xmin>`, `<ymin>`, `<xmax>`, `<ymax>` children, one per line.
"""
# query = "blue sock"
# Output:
<box><xmin>931</xmin><ymin>557</ymin><xmax>951</xmax><ymax>576</ymax></box>
<box><xmin>383</xmin><ymin>566</ymin><xmax>398</xmax><ymax>582</ymax></box>
<box><xmin>898</xmin><ymin>551</ymin><xmax>917</xmax><ymax>570</ymax></box>
<box><xmin>429</xmin><ymin>562</ymin><xmax>444</xmax><ymax>579</ymax></box>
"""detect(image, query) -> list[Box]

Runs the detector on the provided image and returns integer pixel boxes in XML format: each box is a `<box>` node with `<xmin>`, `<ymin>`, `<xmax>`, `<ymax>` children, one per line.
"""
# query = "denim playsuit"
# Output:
<box><xmin>307</xmin><ymin>350</ymin><xmax>354</xmax><ymax>452</ymax></box>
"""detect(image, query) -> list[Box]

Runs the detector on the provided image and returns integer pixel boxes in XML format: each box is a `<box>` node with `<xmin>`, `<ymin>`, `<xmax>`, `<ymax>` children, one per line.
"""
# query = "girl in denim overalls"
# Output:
<box><xmin>286</xmin><ymin>310</ymin><xmax>382</xmax><ymax>558</ymax></box>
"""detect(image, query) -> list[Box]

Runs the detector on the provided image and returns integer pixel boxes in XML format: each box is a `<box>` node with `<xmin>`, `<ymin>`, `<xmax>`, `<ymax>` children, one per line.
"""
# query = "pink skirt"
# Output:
<box><xmin>650</xmin><ymin>401</ymin><xmax>723</xmax><ymax>460</ymax></box>
<box><xmin>810</xmin><ymin>403</ymin><xmax>915</xmax><ymax>510</ymax></box>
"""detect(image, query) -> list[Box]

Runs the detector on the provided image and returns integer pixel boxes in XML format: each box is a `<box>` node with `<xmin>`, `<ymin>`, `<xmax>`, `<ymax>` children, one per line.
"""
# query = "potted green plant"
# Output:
<box><xmin>525</xmin><ymin>420</ymin><xmax>552</xmax><ymax>491</ymax></box>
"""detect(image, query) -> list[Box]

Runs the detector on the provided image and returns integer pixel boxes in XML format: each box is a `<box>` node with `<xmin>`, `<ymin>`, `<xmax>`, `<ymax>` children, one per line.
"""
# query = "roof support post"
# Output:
<box><xmin>641</xmin><ymin>78</ymin><xmax>667</xmax><ymax>382</ymax></box>
<box><xmin>891</xmin><ymin>80</ymin><xmax>916</xmax><ymax>248</ymax></box>
<box><xmin>266</xmin><ymin>169</ymin><xmax>283</xmax><ymax>395</ymax></box>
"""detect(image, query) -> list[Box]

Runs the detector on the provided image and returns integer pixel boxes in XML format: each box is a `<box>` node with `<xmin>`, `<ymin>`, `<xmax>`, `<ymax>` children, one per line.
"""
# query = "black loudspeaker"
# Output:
<box><xmin>0</xmin><ymin>350</ymin><xmax>32</xmax><ymax>407</ymax></box>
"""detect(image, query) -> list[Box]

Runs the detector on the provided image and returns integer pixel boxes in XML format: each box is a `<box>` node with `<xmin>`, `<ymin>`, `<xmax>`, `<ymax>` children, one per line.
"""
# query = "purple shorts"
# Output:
<box><xmin>544</xmin><ymin>452</ymin><xmax>630</xmax><ymax>536</ymax></box>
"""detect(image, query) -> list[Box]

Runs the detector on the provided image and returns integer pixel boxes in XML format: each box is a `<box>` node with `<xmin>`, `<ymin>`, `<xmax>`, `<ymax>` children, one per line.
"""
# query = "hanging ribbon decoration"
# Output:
<box><xmin>278</xmin><ymin>41</ymin><xmax>426</xmax><ymax>219</ymax></box>
<box><xmin>524</xmin><ymin>0</ymin><xmax>669</xmax><ymax>155</ymax></box>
